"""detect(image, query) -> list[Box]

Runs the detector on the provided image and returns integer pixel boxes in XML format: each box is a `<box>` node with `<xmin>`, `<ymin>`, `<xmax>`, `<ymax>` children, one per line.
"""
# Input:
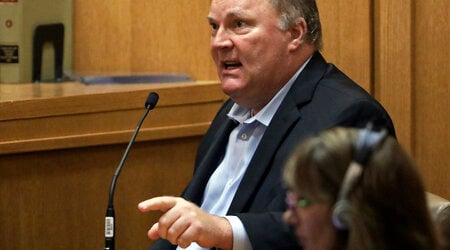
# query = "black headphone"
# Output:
<box><xmin>331</xmin><ymin>123</ymin><xmax>388</xmax><ymax>230</ymax></box>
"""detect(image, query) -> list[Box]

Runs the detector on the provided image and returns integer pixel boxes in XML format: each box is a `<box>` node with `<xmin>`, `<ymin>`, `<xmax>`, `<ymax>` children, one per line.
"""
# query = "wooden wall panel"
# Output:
<box><xmin>130</xmin><ymin>0</ymin><xmax>216</xmax><ymax>80</ymax></box>
<box><xmin>0</xmin><ymin>138</ymin><xmax>198</xmax><ymax>249</ymax></box>
<box><xmin>414</xmin><ymin>0</ymin><xmax>449</xmax><ymax>199</ymax></box>
<box><xmin>374</xmin><ymin>0</ymin><xmax>413</xmax><ymax>152</ymax></box>
<box><xmin>73</xmin><ymin>0</ymin><xmax>374</xmax><ymax>84</ymax></box>
<box><xmin>73</xmin><ymin>0</ymin><xmax>216</xmax><ymax>80</ymax></box>
<box><xmin>317</xmin><ymin>0</ymin><xmax>372</xmax><ymax>91</ymax></box>
<box><xmin>315</xmin><ymin>0</ymin><xmax>449</xmax><ymax>199</ymax></box>
<box><xmin>374</xmin><ymin>0</ymin><xmax>449</xmax><ymax>199</ymax></box>
<box><xmin>73</xmin><ymin>1</ymin><xmax>132</xmax><ymax>73</ymax></box>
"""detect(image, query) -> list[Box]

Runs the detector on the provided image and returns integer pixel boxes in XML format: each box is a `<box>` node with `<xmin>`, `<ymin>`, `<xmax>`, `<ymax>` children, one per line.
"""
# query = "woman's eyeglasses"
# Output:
<box><xmin>286</xmin><ymin>191</ymin><xmax>311</xmax><ymax>209</ymax></box>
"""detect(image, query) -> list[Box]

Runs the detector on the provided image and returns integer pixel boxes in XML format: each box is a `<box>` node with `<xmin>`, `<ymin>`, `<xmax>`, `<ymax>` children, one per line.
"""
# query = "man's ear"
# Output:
<box><xmin>288</xmin><ymin>18</ymin><xmax>308</xmax><ymax>51</ymax></box>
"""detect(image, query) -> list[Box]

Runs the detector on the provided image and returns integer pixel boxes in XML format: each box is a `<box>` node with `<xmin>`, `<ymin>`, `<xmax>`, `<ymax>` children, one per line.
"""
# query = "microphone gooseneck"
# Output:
<box><xmin>105</xmin><ymin>92</ymin><xmax>159</xmax><ymax>250</ymax></box>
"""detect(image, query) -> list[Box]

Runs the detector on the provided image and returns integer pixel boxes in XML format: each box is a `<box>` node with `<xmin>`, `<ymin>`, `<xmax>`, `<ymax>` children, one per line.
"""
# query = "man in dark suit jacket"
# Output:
<box><xmin>138</xmin><ymin>0</ymin><xmax>395</xmax><ymax>249</ymax></box>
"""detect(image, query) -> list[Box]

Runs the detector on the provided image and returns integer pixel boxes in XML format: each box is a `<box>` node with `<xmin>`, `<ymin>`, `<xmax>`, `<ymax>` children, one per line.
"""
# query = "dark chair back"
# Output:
<box><xmin>427</xmin><ymin>192</ymin><xmax>450</xmax><ymax>250</ymax></box>
<box><xmin>32</xmin><ymin>23</ymin><xmax>64</xmax><ymax>82</ymax></box>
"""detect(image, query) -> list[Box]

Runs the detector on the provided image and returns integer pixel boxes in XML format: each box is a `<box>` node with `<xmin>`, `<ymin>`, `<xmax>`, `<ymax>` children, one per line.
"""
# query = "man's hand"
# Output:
<box><xmin>138</xmin><ymin>196</ymin><xmax>232</xmax><ymax>249</ymax></box>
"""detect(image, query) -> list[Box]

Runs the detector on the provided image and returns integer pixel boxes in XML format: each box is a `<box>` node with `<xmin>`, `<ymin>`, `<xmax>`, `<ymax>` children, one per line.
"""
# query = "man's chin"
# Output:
<box><xmin>220</xmin><ymin>80</ymin><xmax>244</xmax><ymax>96</ymax></box>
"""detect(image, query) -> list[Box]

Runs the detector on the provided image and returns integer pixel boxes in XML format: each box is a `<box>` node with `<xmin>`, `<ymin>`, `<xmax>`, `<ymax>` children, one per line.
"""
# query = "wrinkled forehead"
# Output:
<box><xmin>208</xmin><ymin>0</ymin><xmax>277</xmax><ymax>20</ymax></box>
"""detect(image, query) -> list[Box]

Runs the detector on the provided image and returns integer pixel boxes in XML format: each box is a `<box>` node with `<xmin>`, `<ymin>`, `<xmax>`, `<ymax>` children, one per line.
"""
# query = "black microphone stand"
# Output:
<box><xmin>104</xmin><ymin>92</ymin><xmax>159</xmax><ymax>250</ymax></box>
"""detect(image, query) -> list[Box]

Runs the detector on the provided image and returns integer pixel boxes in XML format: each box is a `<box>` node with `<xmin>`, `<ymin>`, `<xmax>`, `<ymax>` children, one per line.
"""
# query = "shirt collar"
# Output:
<box><xmin>227</xmin><ymin>56</ymin><xmax>312</xmax><ymax>126</ymax></box>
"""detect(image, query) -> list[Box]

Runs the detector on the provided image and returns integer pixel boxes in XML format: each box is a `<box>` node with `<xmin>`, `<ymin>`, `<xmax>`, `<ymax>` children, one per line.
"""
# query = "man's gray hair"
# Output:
<box><xmin>270</xmin><ymin>0</ymin><xmax>323</xmax><ymax>50</ymax></box>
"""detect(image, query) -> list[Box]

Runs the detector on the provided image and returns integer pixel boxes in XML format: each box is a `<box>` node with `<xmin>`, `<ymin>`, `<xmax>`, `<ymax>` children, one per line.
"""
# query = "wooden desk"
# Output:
<box><xmin>0</xmin><ymin>81</ymin><xmax>226</xmax><ymax>249</ymax></box>
<box><xmin>0</xmin><ymin>81</ymin><xmax>225</xmax><ymax>155</ymax></box>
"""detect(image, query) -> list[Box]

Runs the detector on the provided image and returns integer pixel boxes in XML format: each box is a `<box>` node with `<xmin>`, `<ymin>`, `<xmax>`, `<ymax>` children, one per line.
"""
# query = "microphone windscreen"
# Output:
<box><xmin>145</xmin><ymin>92</ymin><xmax>159</xmax><ymax>110</ymax></box>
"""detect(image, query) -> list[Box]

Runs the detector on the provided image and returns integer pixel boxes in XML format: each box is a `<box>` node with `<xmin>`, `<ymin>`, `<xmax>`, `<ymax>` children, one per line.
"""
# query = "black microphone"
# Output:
<box><xmin>104</xmin><ymin>92</ymin><xmax>159</xmax><ymax>250</ymax></box>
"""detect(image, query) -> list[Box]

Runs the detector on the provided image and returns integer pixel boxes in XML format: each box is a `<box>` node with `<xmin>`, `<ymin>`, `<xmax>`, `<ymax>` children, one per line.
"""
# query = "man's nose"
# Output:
<box><xmin>211</xmin><ymin>28</ymin><xmax>233</xmax><ymax>49</ymax></box>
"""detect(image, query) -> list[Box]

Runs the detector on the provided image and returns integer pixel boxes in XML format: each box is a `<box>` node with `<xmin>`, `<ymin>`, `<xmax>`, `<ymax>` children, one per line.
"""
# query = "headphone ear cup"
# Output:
<box><xmin>332</xmin><ymin>199</ymin><xmax>351</xmax><ymax>230</ymax></box>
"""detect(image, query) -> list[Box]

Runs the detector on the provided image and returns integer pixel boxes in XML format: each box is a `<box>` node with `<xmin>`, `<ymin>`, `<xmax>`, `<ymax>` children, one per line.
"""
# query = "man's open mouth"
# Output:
<box><xmin>223</xmin><ymin>61</ymin><xmax>242</xmax><ymax>70</ymax></box>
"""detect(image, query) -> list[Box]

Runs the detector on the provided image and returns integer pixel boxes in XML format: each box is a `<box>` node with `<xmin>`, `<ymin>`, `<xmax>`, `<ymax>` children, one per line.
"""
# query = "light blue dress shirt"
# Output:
<box><xmin>177</xmin><ymin>57</ymin><xmax>310</xmax><ymax>250</ymax></box>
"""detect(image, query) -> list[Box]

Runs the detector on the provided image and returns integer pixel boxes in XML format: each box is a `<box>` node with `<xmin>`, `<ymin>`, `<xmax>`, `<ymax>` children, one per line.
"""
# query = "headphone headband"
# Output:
<box><xmin>353</xmin><ymin>123</ymin><xmax>388</xmax><ymax>165</ymax></box>
<box><xmin>332</xmin><ymin>123</ymin><xmax>388</xmax><ymax>230</ymax></box>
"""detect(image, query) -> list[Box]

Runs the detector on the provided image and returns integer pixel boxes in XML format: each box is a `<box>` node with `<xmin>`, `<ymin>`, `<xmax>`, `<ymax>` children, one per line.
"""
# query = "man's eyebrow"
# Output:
<box><xmin>207</xmin><ymin>8</ymin><xmax>247</xmax><ymax>23</ymax></box>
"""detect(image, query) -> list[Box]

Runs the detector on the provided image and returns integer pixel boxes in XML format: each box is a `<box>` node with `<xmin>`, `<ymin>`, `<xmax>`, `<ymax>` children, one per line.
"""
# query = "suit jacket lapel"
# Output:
<box><xmin>183</xmin><ymin>117</ymin><xmax>238</xmax><ymax>205</ymax></box>
<box><xmin>227</xmin><ymin>97</ymin><xmax>300</xmax><ymax>212</ymax></box>
<box><xmin>228</xmin><ymin>52</ymin><xmax>329</xmax><ymax>212</ymax></box>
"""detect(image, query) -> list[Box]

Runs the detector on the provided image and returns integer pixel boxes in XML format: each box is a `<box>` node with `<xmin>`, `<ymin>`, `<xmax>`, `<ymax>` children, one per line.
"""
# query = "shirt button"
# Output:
<box><xmin>241</xmin><ymin>133</ymin><xmax>248</xmax><ymax>140</ymax></box>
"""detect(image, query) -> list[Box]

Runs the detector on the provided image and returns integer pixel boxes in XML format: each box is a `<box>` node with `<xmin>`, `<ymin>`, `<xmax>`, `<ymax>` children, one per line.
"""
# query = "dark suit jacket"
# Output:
<box><xmin>149</xmin><ymin>52</ymin><xmax>395</xmax><ymax>250</ymax></box>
